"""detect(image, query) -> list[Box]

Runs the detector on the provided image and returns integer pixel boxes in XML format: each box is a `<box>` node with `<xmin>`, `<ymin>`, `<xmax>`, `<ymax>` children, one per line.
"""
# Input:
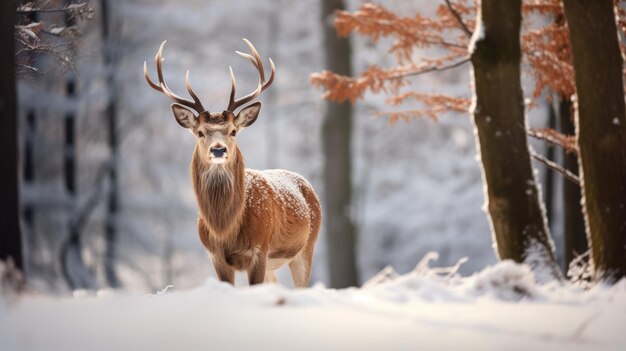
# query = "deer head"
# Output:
<box><xmin>144</xmin><ymin>39</ymin><xmax>275</xmax><ymax>165</ymax></box>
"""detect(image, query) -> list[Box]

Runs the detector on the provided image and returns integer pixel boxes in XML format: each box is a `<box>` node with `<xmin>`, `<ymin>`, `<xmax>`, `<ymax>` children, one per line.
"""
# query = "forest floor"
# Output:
<box><xmin>1</xmin><ymin>256</ymin><xmax>625</xmax><ymax>351</ymax></box>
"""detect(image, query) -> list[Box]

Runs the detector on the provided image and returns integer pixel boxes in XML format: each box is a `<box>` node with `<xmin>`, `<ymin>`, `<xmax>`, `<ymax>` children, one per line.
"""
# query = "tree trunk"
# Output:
<box><xmin>543</xmin><ymin>104</ymin><xmax>556</xmax><ymax>234</ymax></box>
<box><xmin>60</xmin><ymin>2</ymin><xmax>95</xmax><ymax>290</ymax></box>
<box><xmin>23</xmin><ymin>110</ymin><xmax>36</xmax><ymax>231</ymax></box>
<box><xmin>558</xmin><ymin>97</ymin><xmax>587</xmax><ymax>274</ymax></box>
<box><xmin>470</xmin><ymin>0</ymin><xmax>561</xmax><ymax>281</ymax></box>
<box><xmin>100</xmin><ymin>0</ymin><xmax>120</xmax><ymax>288</ymax></box>
<box><xmin>0</xmin><ymin>0</ymin><xmax>23</xmax><ymax>271</ymax></box>
<box><xmin>321</xmin><ymin>0</ymin><xmax>359</xmax><ymax>288</ymax></box>
<box><xmin>562</xmin><ymin>0</ymin><xmax>626</xmax><ymax>282</ymax></box>
<box><xmin>60</xmin><ymin>77</ymin><xmax>95</xmax><ymax>290</ymax></box>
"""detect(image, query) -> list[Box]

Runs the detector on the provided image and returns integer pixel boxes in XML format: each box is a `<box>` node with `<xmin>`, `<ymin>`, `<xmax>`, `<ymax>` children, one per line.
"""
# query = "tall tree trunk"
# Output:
<box><xmin>23</xmin><ymin>110</ymin><xmax>36</xmax><ymax>232</ymax></box>
<box><xmin>60</xmin><ymin>3</ymin><xmax>94</xmax><ymax>289</ymax></box>
<box><xmin>0</xmin><ymin>0</ymin><xmax>23</xmax><ymax>271</ymax></box>
<box><xmin>60</xmin><ymin>77</ymin><xmax>94</xmax><ymax>290</ymax></box>
<box><xmin>562</xmin><ymin>0</ymin><xmax>626</xmax><ymax>282</ymax></box>
<box><xmin>558</xmin><ymin>97</ymin><xmax>587</xmax><ymax>274</ymax></box>
<box><xmin>100</xmin><ymin>0</ymin><xmax>120</xmax><ymax>288</ymax></box>
<box><xmin>470</xmin><ymin>0</ymin><xmax>561</xmax><ymax>281</ymax></box>
<box><xmin>544</xmin><ymin>105</ymin><xmax>556</xmax><ymax>234</ymax></box>
<box><xmin>321</xmin><ymin>0</ymin><xmax>358</xmax><ymax>288</ymax></box>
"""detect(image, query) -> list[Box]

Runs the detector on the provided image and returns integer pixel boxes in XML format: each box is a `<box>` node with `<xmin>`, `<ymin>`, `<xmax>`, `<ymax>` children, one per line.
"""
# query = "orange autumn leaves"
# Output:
<box><xmin>311</xmin><ymin>0</ymin><xmax>626</xmax><ymax>127</ymax></box>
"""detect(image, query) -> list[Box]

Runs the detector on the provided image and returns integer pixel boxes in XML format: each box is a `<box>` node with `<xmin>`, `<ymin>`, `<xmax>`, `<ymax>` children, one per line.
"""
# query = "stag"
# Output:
<box><xmin>144</xmin><ymin>39</ymin><xmax>321</xmax><ymax>287</ymax></box>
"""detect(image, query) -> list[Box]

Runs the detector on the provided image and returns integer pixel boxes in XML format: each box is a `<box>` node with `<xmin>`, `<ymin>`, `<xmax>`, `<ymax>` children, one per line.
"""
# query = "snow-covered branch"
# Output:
<box><xmin>14</xmin><ymin>1</ymin><xmax>94</xmax><ymax>78</ymax></box>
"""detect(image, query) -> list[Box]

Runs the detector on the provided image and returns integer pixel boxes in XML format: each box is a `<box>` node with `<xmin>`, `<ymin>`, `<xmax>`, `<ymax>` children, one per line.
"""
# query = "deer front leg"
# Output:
<box><xmin>247</xmin><ymin>254</ymin><xmax>267</xmax><ymax>285</ymax></box>
<box><xmin>212</xmin><ymin>257</ymin><xmax>235</xmax><ymax>285</ymax></box>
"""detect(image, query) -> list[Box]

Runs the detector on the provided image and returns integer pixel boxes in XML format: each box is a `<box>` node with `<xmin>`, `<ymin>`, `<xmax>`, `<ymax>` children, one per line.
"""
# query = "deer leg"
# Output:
<box><xmin>247</xmin><ymin>254</ymin><xmax>267</xmax><ymax>285</ymax></box>
<box><xmin>213</xmin><ymin>258</ymin><xmax>235</xmax><ymax>285</ymax></box>
<box><xmin>288</xmin><ymin>253</ymin><xmax>312</xmax><ymax>288</ymax></box>
<box><xmin>264</xmin><ymin>271</ymin><xmax>278</xmax><ymax>284</ymax></box>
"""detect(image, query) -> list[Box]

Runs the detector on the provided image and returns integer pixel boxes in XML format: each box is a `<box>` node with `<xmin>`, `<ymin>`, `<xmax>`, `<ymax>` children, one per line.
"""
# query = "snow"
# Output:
<box><xmin>468</xmin><ymin>16</ymin><xmax>485</xmax><ymax>54</ymax></box>
<box><xmin>247</xmin><ymin>169</ymin><xmax>315</xmax><ymax>219</ymax></box>
<box><xmin>2</xmin><ymin>258</ymin><xmax>625</xmax><ymax>351</ymax></box>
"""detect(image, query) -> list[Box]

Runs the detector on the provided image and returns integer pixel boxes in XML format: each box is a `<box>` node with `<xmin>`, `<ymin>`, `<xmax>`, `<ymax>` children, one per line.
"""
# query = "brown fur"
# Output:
<box><xmin>191</xmin><ymin>113</ymin><xmax>321</xmax><ymax>287</ymax></box>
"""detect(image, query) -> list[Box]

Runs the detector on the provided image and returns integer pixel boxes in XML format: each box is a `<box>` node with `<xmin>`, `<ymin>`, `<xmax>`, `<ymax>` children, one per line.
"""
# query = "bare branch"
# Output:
<box><xmin>530</xmin><ymin>150</ymin><xmax>580</xmax><ymax>186</ymax></box>
<box><xmin>444</xmin><ymin>0</ymin><xmax>473</xmax><ymax>38</ymax></box>
<box><xmin>16</xmin><ymin>63</ymin><xmax>39</xmax><ymax>73</ymax></box>
<box><xmin>388</xmin><ymin>57</ymin><xmax>470</xmax><ymax>80</ymax></box>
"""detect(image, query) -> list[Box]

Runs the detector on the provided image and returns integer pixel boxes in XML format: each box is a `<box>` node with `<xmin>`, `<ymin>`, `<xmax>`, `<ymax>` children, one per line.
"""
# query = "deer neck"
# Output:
<box><xmin>191</xmin><ymin>145</ymin><xmax>246</xmax><ymax>240</ymax></box>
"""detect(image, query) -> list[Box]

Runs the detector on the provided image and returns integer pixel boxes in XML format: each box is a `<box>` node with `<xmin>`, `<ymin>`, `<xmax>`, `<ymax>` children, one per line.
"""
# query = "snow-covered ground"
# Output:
<box><xmin>2</xmin><ymin>257</ymin><xmax>625</xmax><ymax>351</ymax></box>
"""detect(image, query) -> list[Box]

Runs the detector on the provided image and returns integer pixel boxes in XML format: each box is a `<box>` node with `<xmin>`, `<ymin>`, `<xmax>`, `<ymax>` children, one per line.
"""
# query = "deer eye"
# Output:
<box><xmin>197</xmin><ymin>131</ymin><xmax>204</xmax><ymax>138</ymax></box>
<box><xmin>231</xmin><ymin>130</ymin><xmax>237</xmax><ymax>137</ymax></box>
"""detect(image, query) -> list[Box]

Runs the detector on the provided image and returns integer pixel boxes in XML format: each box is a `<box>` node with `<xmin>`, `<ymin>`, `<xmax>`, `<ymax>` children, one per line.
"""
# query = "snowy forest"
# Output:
<box><xmin>1</xmin><ymin>0</ymin><xmax>626</xmax><ymax>349</ymax></box>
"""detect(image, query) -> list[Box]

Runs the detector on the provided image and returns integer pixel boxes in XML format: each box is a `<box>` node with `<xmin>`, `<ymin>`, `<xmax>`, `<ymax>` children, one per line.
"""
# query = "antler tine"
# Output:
<box><xmin>185</xmin><ymin>70</ymin><xmax>204</xmax><ymax>111</ymax></box>
<box><xmin>235</xmin><ymin>51</ymin><xmax>261</xmax><ymax>73</ymax></box>
<box><xmin>228</xmin><ymin>66</ymin><xmax>237</xmax><ymax>111</ymax></box>
<box><xmin>243</xmin><ymin>38</ymin><xmax>275</xmax><ymax>91</ymax></box>
<box><xmin>144</xmin><ymin>41</ymin><xmax>206</xmax><ymax>114</ymax></box>
<box><xmin>227</xmin><ymin>38</ymin><xmax>276</xmax><ymax>112</ymax></box>
<box><xmin>143</xmin><ymin>61</ymin><xmax>161</xmax><ymax>90</ymax></box>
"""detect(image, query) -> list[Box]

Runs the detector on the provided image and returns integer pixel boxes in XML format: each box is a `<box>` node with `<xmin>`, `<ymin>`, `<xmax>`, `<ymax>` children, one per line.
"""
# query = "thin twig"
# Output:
<box><xmin>16</xmin><ymin>63</ymin><xmax>39</xmax><ymax>72</ymax></box>
<box><xmin>388</xmin><ymin>57</ymin><xmax>470</xmax><ymax>80</ymax></box>
<box><xmin>531</xmin><ymin>150</ymin><xmax>580</xmax><ymax>186</ymax></box>
<box><xmin>444</xmin><ymin>0</ymin><xmax>473</xmax><ymax>38</ymax></box>
<box><xmin>422</xmin><ymin>38</ymin><xmax>467</xmax><ymax>49</ymax></box>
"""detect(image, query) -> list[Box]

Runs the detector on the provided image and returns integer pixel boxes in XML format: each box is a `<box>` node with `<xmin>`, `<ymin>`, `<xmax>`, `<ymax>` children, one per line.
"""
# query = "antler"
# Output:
<box><xmin>144</xmin><ymin>41</ymin><xmax>206</xmax><ymax>114</ymax></box>
<box><xmin>227</xmin><ymin>38</ymin><xmax>275</xmax><ymax>112</ymax></box>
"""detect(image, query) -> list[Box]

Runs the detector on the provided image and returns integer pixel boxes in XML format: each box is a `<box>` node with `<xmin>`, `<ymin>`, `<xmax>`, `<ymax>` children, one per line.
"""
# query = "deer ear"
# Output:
<box><xmin>171</xmin><ymin>104</ymin><xmax>197</xmax><ymax>129</ymax></box>
<box><xmin>234</xmin><ymin>102</ymin><xmax>261</xmax><ymax>128</ymax></box>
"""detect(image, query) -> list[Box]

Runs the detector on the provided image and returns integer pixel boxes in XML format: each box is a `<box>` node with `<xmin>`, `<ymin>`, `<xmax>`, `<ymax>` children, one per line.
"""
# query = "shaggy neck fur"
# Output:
<box><xmin>191</xmin><ymin>145</ymin><xmax>246</xmax><ymax>241</ymax></box>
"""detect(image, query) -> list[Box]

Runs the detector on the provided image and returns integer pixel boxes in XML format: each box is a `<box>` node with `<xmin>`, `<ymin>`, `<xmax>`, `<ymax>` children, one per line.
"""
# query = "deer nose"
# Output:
<box><xmin>211</xmin><ymin>147</ymin><xmax>227</xmax><ymax>157</ymax></box>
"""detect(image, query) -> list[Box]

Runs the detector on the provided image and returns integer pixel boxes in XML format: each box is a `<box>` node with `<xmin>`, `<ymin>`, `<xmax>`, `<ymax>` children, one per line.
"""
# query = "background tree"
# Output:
<box><xmin>321</xmin><ymin>0</ymin><xmax>359</xmax><ymax>288</ymax></box>
<box><xmin>60</xmin><ymin>1</ymin><xmax>95</xmax><ymax>290</ymax></box>
<box><xmin>13</xmin><ymin>0</ymin><xmax>95</xmax><ymax>289</ymax></box>
<box><xmin>559</xmin><ymin>98</ymin><xmax>587</xmax><ymax>273</ymax></box>
<box><xmin>562</xmin><ymin>0</ymin><xmax>626</xmax><ymax>282</ymax></box>
<box><xmin>469</xmin><ymin>0</ymin><xmax>560</xmax><ymax>280</ymax></box>
<box><xmin>100</xmin><ymin>0</ymin><xmax>121</xmax><ymax>288</ymax></box>
<box><xmin>0</xmin><ymin>0</ymin><xmax>23</xmax><ymax>273</ymax></box>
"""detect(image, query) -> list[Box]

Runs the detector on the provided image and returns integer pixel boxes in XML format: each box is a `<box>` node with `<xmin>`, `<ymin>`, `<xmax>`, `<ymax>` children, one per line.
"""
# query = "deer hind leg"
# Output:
<box><xmin>264</xmin><ymin>271</ymin><xmax>278</xmax><ymax>284</ymax></box>
<box><xmin>289</xmin><ymin>205</ymin><xmax>321</xmax><ymax>288</ymax></box>
<box><xmin>288</xmin><ymin>252</ymin><xmax>312</xmax><ymax>288</ymax></box>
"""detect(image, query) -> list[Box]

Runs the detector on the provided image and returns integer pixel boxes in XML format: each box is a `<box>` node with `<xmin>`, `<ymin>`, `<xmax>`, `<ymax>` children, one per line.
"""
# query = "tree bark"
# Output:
<box><xmin>100</xmin><ymin>0</ymin><xmax>120</xmax><ymax>288</ymax></box>
<box><xmin>558</xmin><ymin>97</ymin><xmax>587</xmax><ymax>274</ymax></box>
<box><xmin>321</xmin><ymin>0</ymin><xmax>359</xmax><ymax>288</ymax></box>
<box><xmin>60</xmin><ymin>3</ymin><xmax>95</xmax><ymax>290</ymax></box>
<box><xmin>60</xmin><ymin>77</ymin><xmax>95</xmax><ymax>290</ymax></box>
<box><xmin>543</xmin><ymin>104</ymin><xmax>556</xmax><ymax>235</ymax></box>
<box><xmin>470</xmin><ymin>0</ymin><xmax>561</xmax><ymax>281</ymax></box>
<box><xmin>562</xmin><ymin>0</ymin><xmax>626</xmax><ymax>282</ymax></box>
<box><xmin>0</xmin><ymin>0</ymin><xmax>24</xmax><ymax>271</ymax></box>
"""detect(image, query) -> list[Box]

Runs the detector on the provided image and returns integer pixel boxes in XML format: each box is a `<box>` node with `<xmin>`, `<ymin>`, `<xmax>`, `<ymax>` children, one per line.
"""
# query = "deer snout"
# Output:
<box><xmin>210</xmin><ymin>146</ymin><xmax>227</xmax><ymax>158</ymax></box>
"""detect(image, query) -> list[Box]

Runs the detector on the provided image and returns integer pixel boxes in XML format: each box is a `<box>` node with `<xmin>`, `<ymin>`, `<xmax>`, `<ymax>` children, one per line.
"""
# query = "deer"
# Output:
<box><xmin>144</xmin><ymin>39</ymin><xmax>321</xmax><ymax>287</ymax></box>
